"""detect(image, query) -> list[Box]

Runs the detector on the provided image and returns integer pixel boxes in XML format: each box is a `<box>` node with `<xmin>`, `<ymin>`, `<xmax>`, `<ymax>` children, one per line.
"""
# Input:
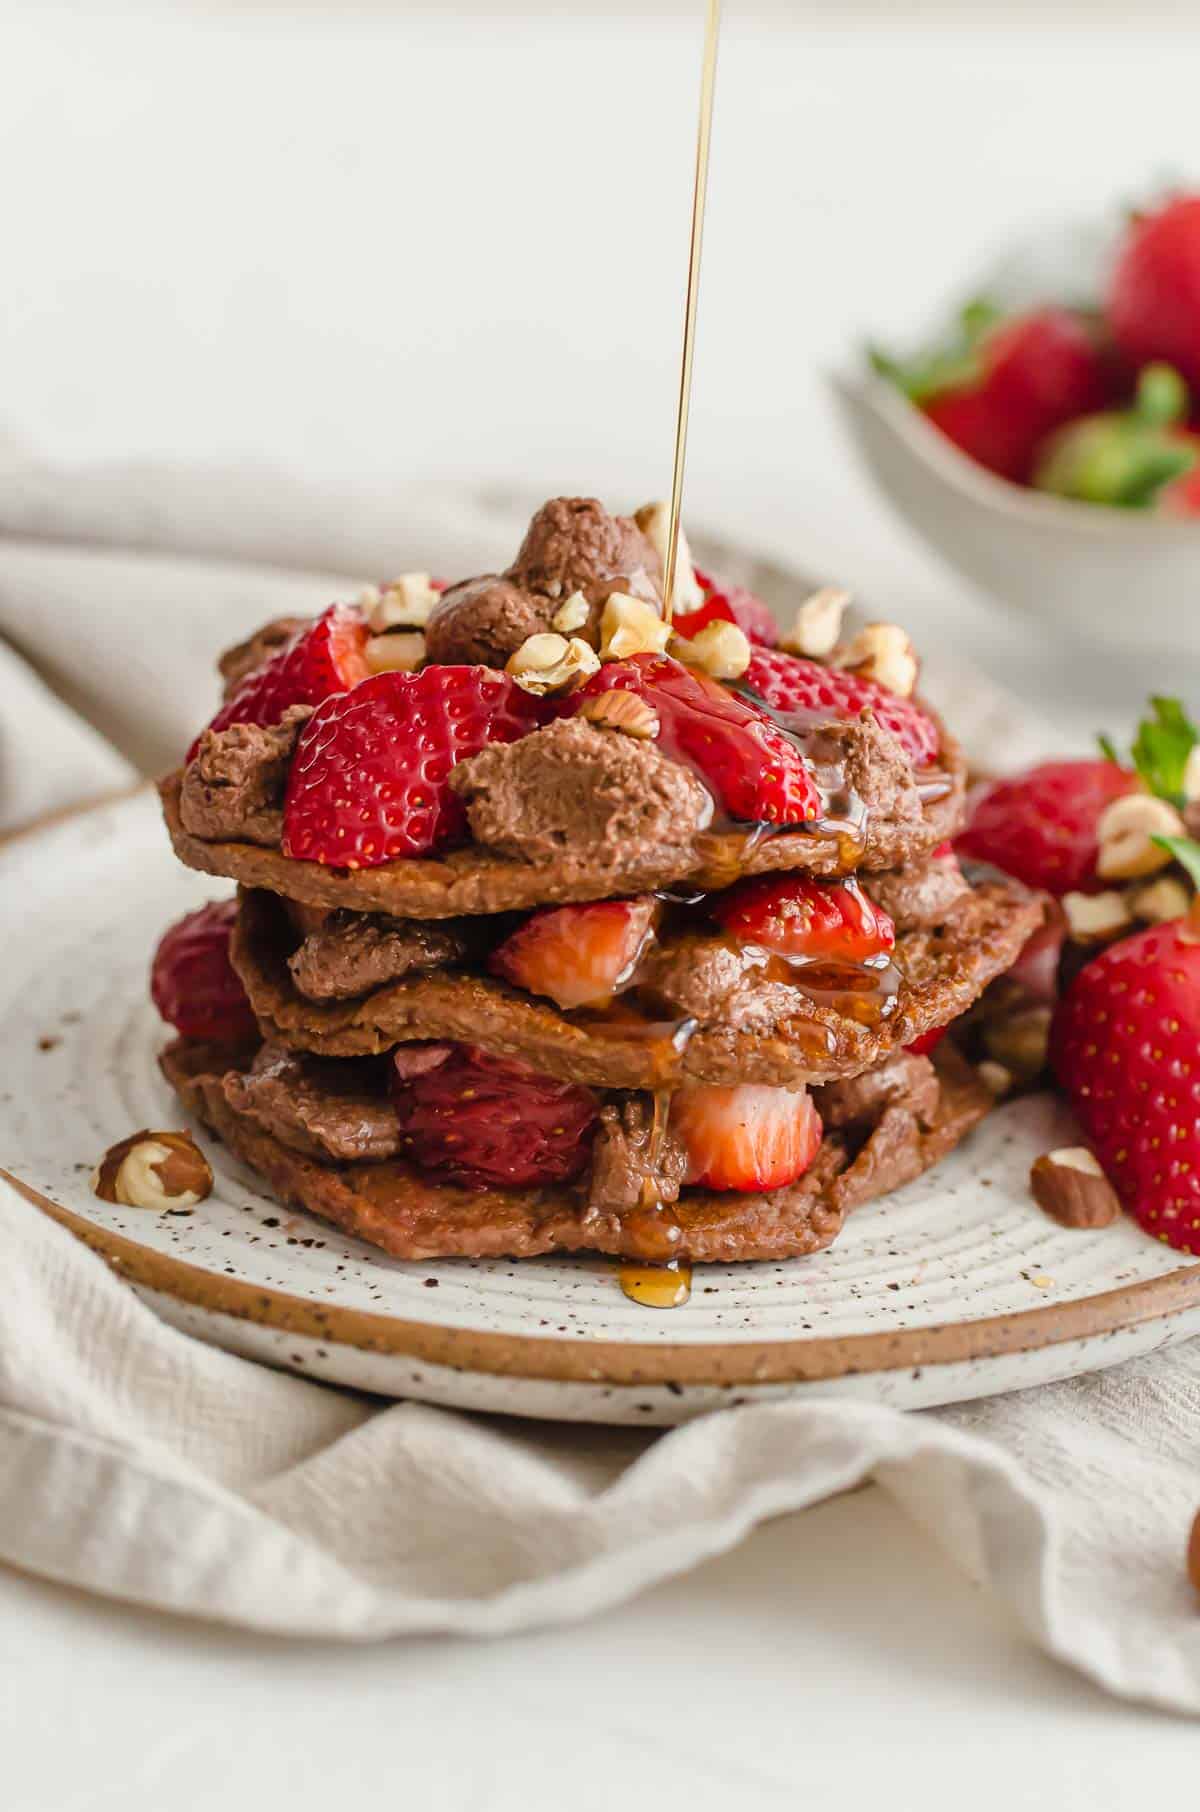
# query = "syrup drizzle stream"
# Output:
<box><xmin>661</xmin><ymin>0</ymin><xmax>721</xmax><ymax>624</ymax></box>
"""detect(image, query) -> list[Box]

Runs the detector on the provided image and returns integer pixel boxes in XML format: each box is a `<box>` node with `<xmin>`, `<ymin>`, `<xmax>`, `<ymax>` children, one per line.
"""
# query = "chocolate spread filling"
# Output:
<box><xmin>449</xmin><ymin>717</ymin><xmax>713</xmax><ymax>868</ymax></box>
<box><xmin>287</xmin><ymin>910</ymin><xmax>474</xmax><ymax>1002</ymax></box>
<box><xmin>180</xmin><ymin>705</ymin><xmax>313</xmax><ymax>847</ymax></box>
<box><xmin>222</xmin><ymin>1045</ymin><xmax>402</xmax><ymax>1162</ymax></box>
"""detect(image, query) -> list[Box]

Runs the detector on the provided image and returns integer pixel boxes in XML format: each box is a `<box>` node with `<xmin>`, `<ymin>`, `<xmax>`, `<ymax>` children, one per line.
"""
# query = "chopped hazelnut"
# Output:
<box><xmin>579</xmin><ymin>690</ymin><xmax>661</xmax><ymax>740</ymax></box>
<box><xmin>1029</xmin><ymin>1147</ymin><xmax>1121</xmax><ymax>1229</ymax></box>
<box><xmin>1128</xmin><ymin>874</ymin><xmax>1192</xmax><ymax>923</ymax></box>
<box><xmin>784</xmin><ymin>587</ymin><xmax>850</xmax><ymax>660</ymax></box>
<box><xmin>1096</xmin><ymin>792</ymin><xmax>1184</xmax><ymax>881</ymax></box>
<box><xmin>506</xmin><ymin>632</ymin><xmax>601</xmax><ymax>695</ymax></box>
<box><xmin>977</xmin><ymin>1060</ymin><xmax>1014</xmax><ymax>1097</ymax></box>
<box><xmin>671</xmin><ymin>620</ymin><xmax>751</xmax><ymax>681</ymax></box>
<box><xmin>599</xmin><ymin>593</ymin><xmax>672</xmax><ymax>661</ymax></box>
<box><xmin>91</xmin><ymin>1130</ymin><xmax>213</xmax><ymax>1212</ymax></box>
<box><xmin>364</xmin><ymin>631</ymin><xmax>426</xmax><ymax>674</ymax></box>
<box><xmin>551</xmin><ymin>591</ymin><xmax>590</xmax><ymax>634</ymax></box>
<box><xmin>366</xmin><ymin>573</ymin><xmax>440</xmax><ymax>632</ymax></box>
<box><xmin>633</xmin><ymin>501</ymin><xmax>703</xmax><ymax>611</ymax></box>
<box><xmin>837</xmin><ymin>622</ymin><xmax>918</xmax><ymax>698</ymax></box>
<box><xmin>1061</xmin><ymin>888</ymin><xmax>1133</xmax><ymax>942</ymax></box>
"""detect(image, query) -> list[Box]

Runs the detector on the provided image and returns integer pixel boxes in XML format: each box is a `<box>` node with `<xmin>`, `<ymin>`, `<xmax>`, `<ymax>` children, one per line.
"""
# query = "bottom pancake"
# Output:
<box><xmin>160</xmin><ymin>1038</ymin><xmax>992</xmax><ymax>1264</ymax></box>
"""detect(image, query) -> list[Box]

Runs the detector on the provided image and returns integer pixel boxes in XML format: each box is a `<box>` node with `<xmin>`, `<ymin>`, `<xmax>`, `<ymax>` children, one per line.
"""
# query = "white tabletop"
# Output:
<box><xmin>4</xmin><ymin>3</ymin><xmax>1200</xmax><ymax>1789</ymax></box>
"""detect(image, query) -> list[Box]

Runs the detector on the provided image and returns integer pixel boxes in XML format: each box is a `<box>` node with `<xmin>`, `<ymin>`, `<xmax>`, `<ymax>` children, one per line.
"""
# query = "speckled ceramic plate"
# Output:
<box><xmin>5</xmin><ymin>788</ymin><xmax>1200</xmax><ymax>1426</ymax></box>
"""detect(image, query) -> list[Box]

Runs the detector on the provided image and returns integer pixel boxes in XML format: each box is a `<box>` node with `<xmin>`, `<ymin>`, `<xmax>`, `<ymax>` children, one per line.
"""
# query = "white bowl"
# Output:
<box><xmin>831</xmin><ymin>369</ymin><xmax>1200</xmax><ymax>651</ymax></box>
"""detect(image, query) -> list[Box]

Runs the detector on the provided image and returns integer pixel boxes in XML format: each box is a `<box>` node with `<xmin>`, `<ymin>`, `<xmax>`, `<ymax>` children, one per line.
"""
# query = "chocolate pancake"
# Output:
<box><xmin>228</xmin><ymin>875</ymin><xmax>1042</xmax><ymax>1089</ymax></box>
<box><xmin>161</xmin><ymin>1038</ymin><xmax>993</xmax><ymax>1264</ymax></box>
<box><xmin>159</xmin><ymin>714</ymin><xmax>965</xmax><ymax>918</ymax></box>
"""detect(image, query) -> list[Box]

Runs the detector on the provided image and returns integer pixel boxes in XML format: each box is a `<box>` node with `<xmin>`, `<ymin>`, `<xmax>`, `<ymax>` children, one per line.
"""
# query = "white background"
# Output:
<box><xmin>4</xmin><ymin>2</ymin><xmax>1200</xmax><ymax>1802</ymax></box>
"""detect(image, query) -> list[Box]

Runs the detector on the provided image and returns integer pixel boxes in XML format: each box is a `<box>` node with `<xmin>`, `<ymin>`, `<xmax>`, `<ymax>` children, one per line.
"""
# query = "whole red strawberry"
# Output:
<box><xmin>710</xmin><ymin>873</ymin><xmax>895</xmax><ymax>965</ymax></box>
<box><xmin>572</xmin><ymin>653</ymin><xmax>821</xmax><ymax>828</ymax></box>
<box><xmin>150</xmin><ymin>899</ymin><xmax>258</xmax><ymax>1045</ymax></box>
<box><xmin>679</xmin><ymin>568</ymin><xmax>779</xmax><ymax>647</ymax></box>
<box><xmin>191</xmin><ymin>604</ymin><xmax>370</xmax><ymax>756</ymax></box>
<box><xmin>1110</xmin><ymin>196</ymin><xmax>1200</xmax><ymax>397</ymax></box>
<box><xmin>282</xmin><ymin>665</ymin><xmax>545</xmax><ymax>867</ymax></box>
<box><xmin>1052</xmin><ymin>911</ymin><xmax>1200</xmax><ymax>1253</ymax></box>
<box><xmin>876</xmin><ymin>303</ymin><xmax>1112</xmax><ymax>484</ymax></box>
<box><xmin>743</xmin><ymin>646</ymin><xmax>941</xmax><ymax>768</ymax></box>
<box><xmin>392</xmin><ymin>1045</ymin><xmax>598</xmax><ymax>1188</ymax></box>
<box><xmin>956</xmin><ymin>759</ymin><xmax>1138</xmax><ymax>895</ymax></box>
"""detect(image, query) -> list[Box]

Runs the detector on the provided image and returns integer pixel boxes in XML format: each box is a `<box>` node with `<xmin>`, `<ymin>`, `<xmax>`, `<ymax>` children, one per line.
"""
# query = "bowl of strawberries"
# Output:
<box><xmin>833</xmin><ymin>193</ymin><xmax>1200</xmax><ymax>650</ymax></box>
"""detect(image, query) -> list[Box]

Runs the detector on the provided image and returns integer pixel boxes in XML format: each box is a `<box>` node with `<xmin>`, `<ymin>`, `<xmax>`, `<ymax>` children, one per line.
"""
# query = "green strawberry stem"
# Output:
<box><xmin>868</xmin><ymin>296</ymin><xmax>1003</xmax><ymax>403</ymax></box>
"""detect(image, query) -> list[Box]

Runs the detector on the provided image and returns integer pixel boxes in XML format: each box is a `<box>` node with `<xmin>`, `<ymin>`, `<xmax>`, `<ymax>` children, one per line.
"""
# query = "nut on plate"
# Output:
<box><xmin>784</xmin><ymin>587</ymin><xmax>849</xmax><ymax>660</ymax></box>
<box><xmin>506</xmin><ymin>632</ymin><xmax>601</xmax><ymax>695</ymax></box>
<box><xmin>633</xmin><ymin>500</ymin><xmax>703</xmax><ymax>611</ymax></box>
<box><xmin>91</xmin><ymin>1130</ymin><xmax>213</xmax><ymax>1212</ymax></box>
<box><xmin>1029</xmin><ymin>1147</ymin><xmax>1121</xmax><ymax>1229</ymax></box>
<box><xmin>599</xmin><ymin>592</ymin><xmax>672</xmax><ymax>662</ymax></box>
<box><xmin>671</xmin><ymin>619</ymin><xmax>751</xmax><ymax>681</ymax></box>
<box><xmin>1095</xmin><ymin>792</ymin><xmax>1184</xmax><ymax>881</ymax></box>
<box><xmin>837</xmin><ymin>622</ymin><xmax>918</xmax><ymax>698</ymax></box>
<box><xmin>578</xmin><ymin>689</ymin><xmax>660</xmax><ymax>740</ymax></box>
<box><xmin>364</xmin><ymin>630</ymin><xmax>426</xmax><ymax>675</ymax></box>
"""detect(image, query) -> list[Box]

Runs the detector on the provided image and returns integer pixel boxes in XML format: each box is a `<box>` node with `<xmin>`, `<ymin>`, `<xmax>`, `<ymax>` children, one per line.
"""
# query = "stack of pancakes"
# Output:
<box><xmin>156</xmin><ymin>498</ymin><xmax>1041</xmax><ymax>1272</ymax></box>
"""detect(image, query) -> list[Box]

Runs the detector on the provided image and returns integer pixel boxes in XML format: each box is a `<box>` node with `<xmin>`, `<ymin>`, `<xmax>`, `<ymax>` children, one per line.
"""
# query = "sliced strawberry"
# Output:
<box><xmin>572</xmin><ymin>653</ymin><xmax>821</xmax><ymax>828</ymax></box>
<box><xmin>743</xmin><ymin>646</ymin><xmax>941</xmax><ymax>768</ymax></box>
<box><xmin>490</xmin><ymin>898</ymin><xmax>659</xmax><ymax>1010</ymax></box>
<box><xmin>150</xmin><ymin>899</ymin><xmax>258</xmax><ymax>1045</ymax></box>
<box><xmin>670</xmin><ymin>1082</ymin><xmax>822</xmax><ymax>1193</ymax></box>
<box><xmin>392</xmin><ymin>1044</ymin><xmax>598</xmax><ymax>1188</ymax></box>
<box><xmin>192</xmin><ymin>604</ymin><xmax>370</xmax><ymax>756</ymax></box>
<box><xmin>282</xmin><ymin>666</ymin><xmax>545</xmax><ymax>867</ymax></box>
<box><xmin>904</xmin><ymin>1025</ymin><xmax>948</xmax><ymax>1057</ymax></box>
<box><xmin>681</xmin><ymin>567</ymin><xmax>780</xmax><ymax>647</ymax></box>
<box><xmin>709</xmin><ymin>873</ymin><xmax>894</xmax><ymax>964</ymax></box>
<box><xmin>956</xmin><ymin>759</ymin><xmax>1138</xmax><ymax>895</ymax></box>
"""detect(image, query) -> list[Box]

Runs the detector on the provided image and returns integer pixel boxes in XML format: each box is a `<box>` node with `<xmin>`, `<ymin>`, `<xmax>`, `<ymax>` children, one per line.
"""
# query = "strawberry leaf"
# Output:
<box><xmin>1130</xmin><ymin>697</ymin><xmax>1199</xmax><ymax>806</ymax></box>
<box><xmin>1153</xmin><ymin>835</ymin><xmax>1200</xmax><ymax>891</ymax></box>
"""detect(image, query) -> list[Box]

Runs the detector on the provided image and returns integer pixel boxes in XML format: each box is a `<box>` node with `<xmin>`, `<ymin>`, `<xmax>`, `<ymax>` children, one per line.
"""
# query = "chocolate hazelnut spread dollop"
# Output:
<box><xmin>288</xmin><ymin>911</ymin><xmax>473</xmax><ymax>1002</ymax></box>
<box><xmin>180</xmin><ymin>705</ymin><xmax>313</xmax><ymax>847</ymax></box>
<box><xmin>450</xmin><ymin>717</ymin><xmax>712</xmax><ymax>867</ymax></box>
<box><xmin>423</xmin><ymin>575</ymin><xmax>553</xmax><ymax>669</ymax></box>
<box><xmin>509</xmin><ymin>496</ymin><xmax>661</xmax><ymax>602</ymax></box>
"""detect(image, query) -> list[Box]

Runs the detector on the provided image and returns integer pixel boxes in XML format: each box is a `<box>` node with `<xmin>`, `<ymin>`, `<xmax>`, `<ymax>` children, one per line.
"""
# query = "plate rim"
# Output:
<box><xmin>8</xmin><ymin>770</ymin><xmax>1200</xmax><ymax>1391</ymax></box>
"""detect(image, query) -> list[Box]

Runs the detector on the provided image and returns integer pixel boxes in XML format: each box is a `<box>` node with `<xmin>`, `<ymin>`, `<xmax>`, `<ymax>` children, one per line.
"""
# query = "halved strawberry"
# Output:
<box><xmin>282</xmin><ymin>665</ymin><xmax>545</xmax><ymax>867</ymax></box>
<box><xmin>709</xmin><ymin>873</ymin><xmax>895</xmax><ymax>964</ymax></box>
<box><xmin>670</xmin><ymin>1082</ymin><xmax>822</xmax><ymax>1193</ymax></box>
<box><xmin>150</xmin><ymin>899</ymin><xmax>259</xmax><ymax>1045</ymax></box>
<box><xmin>192</xmin><ymin>604</ymin><xmax>370</xmax><ymax>756</ymax></box>
<box><xmin>679</xmin><ymin>567</ymin><xmax>780</xmax><ymax>647</ymax></box>
<box><xmin>392</xmin><ymin>1044</ymin><xmax>598</xmax><ymax>1188</ymax></box>
<box><xmin>572</xmin><ymin>653</ymin><xmax>821</xmax><ymax>828</ymax></box>
<box><xmin>743</xmin><ymin>645</ymin><xmax>941</xmax><ymax>769</ymax></box>
<box><xmin>490</xmin><ymin>898</ymin><xmax>659</xmax><ymax>1010</ymax></box>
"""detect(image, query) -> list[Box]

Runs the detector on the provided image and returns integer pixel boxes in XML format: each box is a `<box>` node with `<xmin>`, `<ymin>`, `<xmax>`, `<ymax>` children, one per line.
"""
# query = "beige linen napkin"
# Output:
<box><xmin>3</xmin><ymin>470</ymin><xmax>1199</xmax><ymax>1711</ymax></box>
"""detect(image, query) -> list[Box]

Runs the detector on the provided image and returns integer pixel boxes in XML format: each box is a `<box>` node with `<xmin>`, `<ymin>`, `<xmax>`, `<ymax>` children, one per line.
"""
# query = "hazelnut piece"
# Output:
<box><xmin>579</xmin><ymin>690</ymin><xmax>661</xmax><ymax>740</ymax></box>
<box><xmin>1128</xmin><ymin>874</ymin><xmax>1192</xmax><ymax>924</ymax></box>
<box><xmin>837</xmin><ymin>622</ymin><xmax>918</xmax><ymax>698</ymax></box>
<box><xmin>599</xmin><ymin>593</ymin><xmax>672</xmax><ymax>661</ymax></box>
<box><xmin>364</xmin><ymin>630</ymin><xmax>426</xmax><ymax>674</ymax></box>
<box><xmin>91</xmin><ymin>1130</ymin><xmax>213</xmax><ymax>1212</ymax></box>
<box><xmin>1096</xmin><ymin>793</ymin><xmax>1184</xmax><ymax>881</ymax></box>
<box><xmin>670</xmin><ymin>620</ymin><xmax>751</xmax><ymax>681</ymax></box>
<box><xmin>784</xmin><ymin>587</ymin><xmax>849</xmax><ymax>660</ymax></box>
<box><xmin>364</xmin><ymin>573</ymin><xmax>440</xmax><ymax>632</ymax></box>
<box><xmin>633</xmin><ymin>501</ymin><xmax>703</xmax><ymax>611</ymax></box>
<box><xmin>1029</xmin><ymin>1148</ymin><xmax>1121</xmax><ymax>1229</ymax></box>
<box><xmin>982</xmin><ymin>1005</ymin><xmax>1052</xmax><ymax>1082</ymax></box>
<box><xmin>506</xmin><ymin>632</ymin><xmax>601</xmax><ymax>695</ymax></box>
<box><xmin>551</xmin><ymin>591</ymin><xmax>590</xmax><ymax>634</ymax></box>
<box><xmin>1061</xmin><ymin>889</ymin><xmax>1133</xmax><ymax>943</ymax></box>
